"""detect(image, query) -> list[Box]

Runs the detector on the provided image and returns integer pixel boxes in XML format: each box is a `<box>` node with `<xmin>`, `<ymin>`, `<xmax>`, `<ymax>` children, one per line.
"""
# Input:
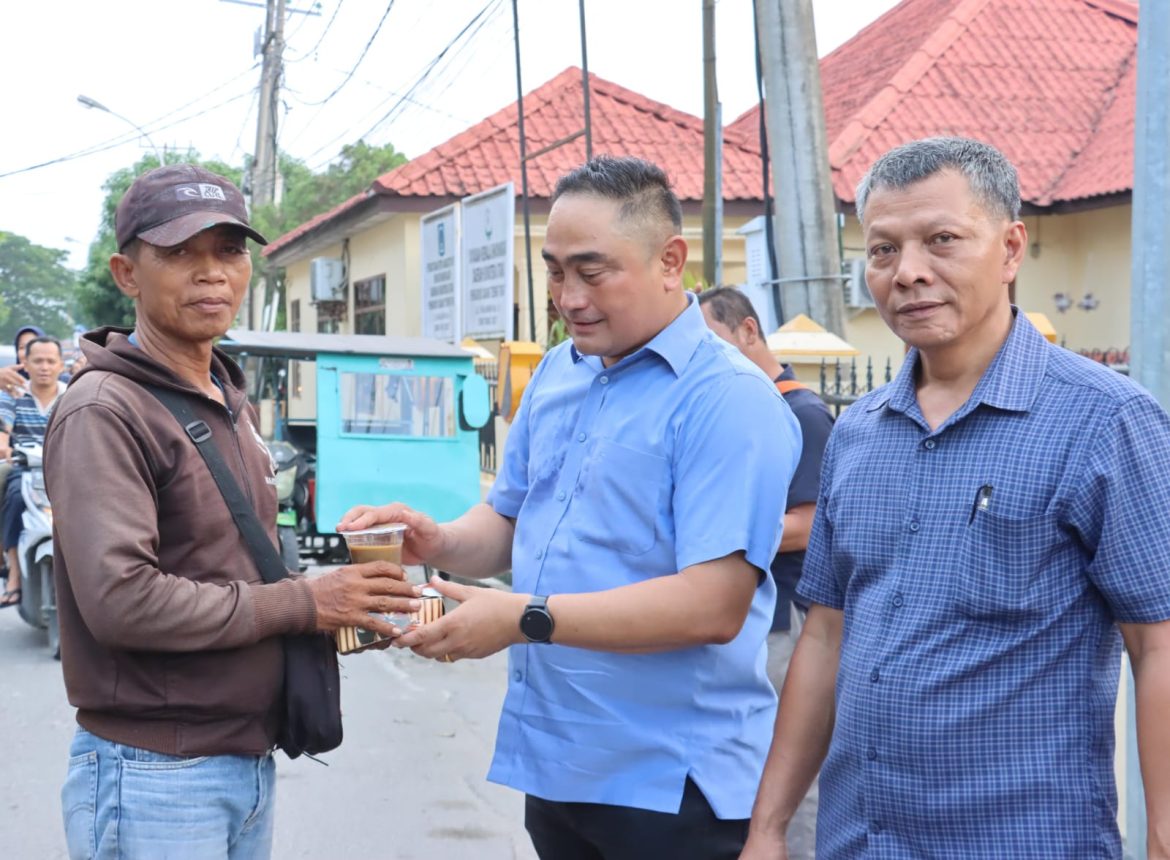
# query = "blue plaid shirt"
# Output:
<box><xmin>799</xmin><ymin>311</ymin><xmax>1170</xmax><ymax>858</ymax></box>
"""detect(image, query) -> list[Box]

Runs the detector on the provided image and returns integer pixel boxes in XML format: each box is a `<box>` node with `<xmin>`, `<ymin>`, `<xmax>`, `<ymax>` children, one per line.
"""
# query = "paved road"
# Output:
<box><xmin>0</xmin><ymin>589</ymin><xmax>537</xmax><ymax>860</ymax></box>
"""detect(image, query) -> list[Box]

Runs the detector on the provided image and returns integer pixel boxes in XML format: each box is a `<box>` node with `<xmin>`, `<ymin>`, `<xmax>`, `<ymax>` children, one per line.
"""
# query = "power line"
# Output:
<box><xmin>358</xmin><ymin>0</ymin><xmax>503</xmax><ymax>138</ymax></box>
<box><xmin>303</xmin><ymin>0</ymin><xmax>502</xmax><ymax>168</ymax></box>
<box><xmin>0</xmin><ymin>65</ymin><xmax>260</xmax><ymax>179</ymax></box>
<box><xmin>0</xmin><ymin>91</ymin><xmax>255</xmax><ymax>180</ymax></box>
<box><xmin>232</xmin><ymin>89</ymin><xmax>261</xmax><ymax>161</ymax></box>
<box><xmin>297</xmin><ymin>0</ymin><xmax>395</xmax><ymax>106</ymax></box>
<box><xmin>285</xmin><ymin>0</ymin><xmax>345</xmax><ymax>62</ymax></box>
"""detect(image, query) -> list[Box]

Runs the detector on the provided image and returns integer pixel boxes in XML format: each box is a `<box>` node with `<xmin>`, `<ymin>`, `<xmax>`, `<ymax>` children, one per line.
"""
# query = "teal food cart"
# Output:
<box><xmin>219</xmin><ymin>331</ymin><xmax>491</xmax><ymax>561</ymax></box>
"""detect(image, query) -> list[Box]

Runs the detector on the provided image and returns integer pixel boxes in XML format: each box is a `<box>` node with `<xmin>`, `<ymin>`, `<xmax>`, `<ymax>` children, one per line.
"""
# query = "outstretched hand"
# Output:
<box><xmin>396</xmin><ymin>576</ymin><xmax>527</xmax><ymax>662</ymax></box>
<box><xmin>337</xmin><ymin>502</ymin><xmax>445</xmax><ymax>566</ymax></box>
<box><xmin>0</xmin><ymin>365</ymin><xmax>25</xmax><ymax>397</ymax></box>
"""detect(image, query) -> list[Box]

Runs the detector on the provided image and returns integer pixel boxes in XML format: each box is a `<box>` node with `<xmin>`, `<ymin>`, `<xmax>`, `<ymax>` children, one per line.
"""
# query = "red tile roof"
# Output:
<box><xmin>265</xmin><ymin>68</ymin><xmax>764</xmax><ymax>256</ymax></box>
<box><xmin>726</xmin><ymin>0</ymin><xmax>1138</xmax><ymax>208</ymax></box>
<box><xmin>268</xmin><ymin>0</ymin><xmax>1138</xmax><ymax>257</ymax></box>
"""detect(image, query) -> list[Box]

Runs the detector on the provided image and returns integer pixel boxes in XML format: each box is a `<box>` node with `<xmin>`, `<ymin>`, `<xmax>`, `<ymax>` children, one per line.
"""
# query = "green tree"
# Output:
<box><xmin>0</xmin><ymin>231</ymin><xmax>77</xmax><ymax>340</ymax></box>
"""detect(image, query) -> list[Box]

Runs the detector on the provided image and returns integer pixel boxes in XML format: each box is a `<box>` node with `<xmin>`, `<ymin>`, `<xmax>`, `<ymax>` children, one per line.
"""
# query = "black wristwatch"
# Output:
<box><xmin>520</xmin><ymin>595</ymin><xmax>555</xmax><ymax>644</ymax></box>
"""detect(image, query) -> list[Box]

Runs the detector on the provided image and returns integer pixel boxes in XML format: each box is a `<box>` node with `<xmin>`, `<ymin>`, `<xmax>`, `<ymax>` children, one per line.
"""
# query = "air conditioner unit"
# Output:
<box><xmin>310</xmin><ymin>257</ymin><xmax>346</xmax><ymax>303</ymax></box>
<box><xmin>844</xmin><ymin>258</ymin><xmax>874</xmax><ymax>308</ymax></box>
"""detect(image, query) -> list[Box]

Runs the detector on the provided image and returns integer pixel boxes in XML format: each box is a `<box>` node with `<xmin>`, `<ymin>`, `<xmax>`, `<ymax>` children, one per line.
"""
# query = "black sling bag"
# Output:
<box><xmin>144</xmin><ymin>383</ymin><xmax>342</xmax><ymax>760</ymax></box>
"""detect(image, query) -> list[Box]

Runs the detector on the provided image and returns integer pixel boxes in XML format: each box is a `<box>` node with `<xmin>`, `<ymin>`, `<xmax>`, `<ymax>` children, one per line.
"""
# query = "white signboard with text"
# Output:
<box><xmin>420</xmin><ymin>204</ymin><xmax>461</xmax><ymax>343</ymax></box>
<box><xmin>460</xmin><ymin>183</ymin><xmax>514</xmax><ymax>341</ymax></box>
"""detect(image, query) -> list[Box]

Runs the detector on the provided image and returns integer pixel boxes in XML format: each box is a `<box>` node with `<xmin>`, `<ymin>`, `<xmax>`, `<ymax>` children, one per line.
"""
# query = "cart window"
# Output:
<box><xmin>339</xmin><ymin>373</ymin><xmax>456</xmax><ymax>438</ymax></box>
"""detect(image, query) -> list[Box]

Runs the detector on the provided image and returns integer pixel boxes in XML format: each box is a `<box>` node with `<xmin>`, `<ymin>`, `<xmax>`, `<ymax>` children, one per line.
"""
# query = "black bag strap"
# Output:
<box><xmin>143</xmin><ymin>384</ymin><xmax>289</xmax><ymax>586</ymax></box>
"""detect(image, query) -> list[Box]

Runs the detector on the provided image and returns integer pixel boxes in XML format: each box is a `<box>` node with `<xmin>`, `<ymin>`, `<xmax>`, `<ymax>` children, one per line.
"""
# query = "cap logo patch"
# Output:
<box><xmin>174</xmin><ymin>183</ymin><xmax>227</xmax><ymax>202</ymax></box>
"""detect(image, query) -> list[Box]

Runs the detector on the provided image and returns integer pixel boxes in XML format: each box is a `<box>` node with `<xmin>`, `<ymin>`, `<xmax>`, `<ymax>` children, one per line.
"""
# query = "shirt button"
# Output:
<box><xmin>923</xmin><ymin>439</ymin><xmax>936</xmax><ymax>450</ymax></box>
<box><xmin>867</xmin><ymin>747</ymin><xmax>878</xmax><ymax>761</ymax></box>
<box><xmin>556</xmin><ymin>490</ymin><xmax>566</xmax><ymax>501</ymax></box>
<box><xmin>908</xmin><ymin>520</ymin><xmax>920</xmax><ymax>532</ymax></box>
<box><xmin>513</xmin><ymin>671</ymin><xmax>523</xmax><ymax>682</ymax></box>
<box><xmin>870</xmin><ymin>669</ymin><xmax>880</xmax><ymax>683</ymax></box>
<box><xmin>535</xmin><ymin>549</ymin><xmax>543</xmax><ymax>560</ymax></box>
<box><xmin>870</xmin><ymin>821</ymin><xmax>882</xmax><ymax>834</ymax></box>
<box><xmin>892</xmin><ymin>593</ymin><xmax>904</xmax><ymax>608</ymax></box>
<box><xmin>577</xmin><ymin>432</ymin><xmax>587</xmax><ymax>443</ymax></box>
<box><xmin>599</xmin><ymin>376</ymin><xmax>609</xmax><ymax>385</ymax></box>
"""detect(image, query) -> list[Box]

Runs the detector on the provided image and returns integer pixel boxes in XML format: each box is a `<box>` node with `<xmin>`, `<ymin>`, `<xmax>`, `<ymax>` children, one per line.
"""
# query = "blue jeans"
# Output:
<box><xmin>62</xmin><ymin>728</ymin><xmax>276</xmax><ymax>859</ymax></box>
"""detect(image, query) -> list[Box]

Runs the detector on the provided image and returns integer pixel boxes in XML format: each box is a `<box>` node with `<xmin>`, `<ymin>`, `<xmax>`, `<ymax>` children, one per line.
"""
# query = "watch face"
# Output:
<box><xmin>521</xmin><ymin>607</ymin><xmax>554</xmax><ymax>642</ymax></box>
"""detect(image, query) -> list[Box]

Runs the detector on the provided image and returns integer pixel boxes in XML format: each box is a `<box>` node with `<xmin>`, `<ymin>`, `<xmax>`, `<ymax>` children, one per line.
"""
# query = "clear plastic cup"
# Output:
<box><xmin>342</xmin><ymin>523</ymin><xmax>407</xmax><ymax>565</ymax></box>
<box><xmin>336</xmin><ymin>524</ymin><xmax>409</xmax><ymax>654</ymax></box>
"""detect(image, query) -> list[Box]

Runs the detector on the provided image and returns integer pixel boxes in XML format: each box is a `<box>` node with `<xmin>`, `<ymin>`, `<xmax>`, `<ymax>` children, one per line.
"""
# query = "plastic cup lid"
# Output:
<box><xmin>343</xmin><ymin>523</ymin><xmax>407</xmax><ymax>537</ymax></box>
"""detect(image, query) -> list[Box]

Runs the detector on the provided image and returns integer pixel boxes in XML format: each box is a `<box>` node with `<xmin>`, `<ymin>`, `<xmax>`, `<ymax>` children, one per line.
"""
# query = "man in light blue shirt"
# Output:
<box><xmin>342</xmin><ymin>155</ymin><xmax>799</xmax><ymax>858</ymax></box>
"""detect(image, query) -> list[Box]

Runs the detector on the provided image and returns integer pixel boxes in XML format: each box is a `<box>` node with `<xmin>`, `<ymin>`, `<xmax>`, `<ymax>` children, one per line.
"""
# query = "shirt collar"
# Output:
<box><xmin>884</xmin><ymin>308</ymin><xmax>1048</xmax><ymax>417</ymax></box>
<box><xmin>569</xmin><ymin>293</ymin><xmax>707</xmax><ymax>377</ymax></box>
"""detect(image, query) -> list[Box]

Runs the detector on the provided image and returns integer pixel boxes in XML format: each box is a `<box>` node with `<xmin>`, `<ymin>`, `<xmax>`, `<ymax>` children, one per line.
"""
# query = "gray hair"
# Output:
<box><xmin>855</xmin><ymin>137</ymin><xmax>1021</xmax><ymax>224</ymax></box>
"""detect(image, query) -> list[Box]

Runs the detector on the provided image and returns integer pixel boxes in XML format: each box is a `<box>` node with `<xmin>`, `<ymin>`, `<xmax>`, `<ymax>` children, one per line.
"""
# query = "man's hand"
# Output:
<box><xmin>395</xmin><ymin>576</ymin><xmax>526</xmax><ymax>661</ymax></box>
<box><xmin>307</xmin><ymin>560</ymin><xmax>423</xmax><ymax>639</ymax></box>
<box><xmin>739</xmin><ymin>832</ymin><xmax>787</xmax><ymax>860</ymax></box>
<box><xmin>337</xmin><ymin>503</ymin><xmax>446</xmax><ymax>566</ymax></box>
<box><xmin>0</xmin><ymin>365</ymin><xmax>25</xmax><ymax>397</ymax></box>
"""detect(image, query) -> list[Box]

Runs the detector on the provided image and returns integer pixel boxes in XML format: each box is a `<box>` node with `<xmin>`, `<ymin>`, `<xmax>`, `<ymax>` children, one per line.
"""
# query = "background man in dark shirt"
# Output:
<box><xmin>699</xmin><ymin>286</ymin><xmax>833</xmax><ymax>860</ymax></box>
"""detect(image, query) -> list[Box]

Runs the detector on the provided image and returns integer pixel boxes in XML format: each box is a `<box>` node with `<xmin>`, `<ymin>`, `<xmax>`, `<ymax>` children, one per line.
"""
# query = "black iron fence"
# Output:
<box><xmin>818</xmin><ymin>357</ymin><xmax>895</xmax><ymax>415</ymax></box>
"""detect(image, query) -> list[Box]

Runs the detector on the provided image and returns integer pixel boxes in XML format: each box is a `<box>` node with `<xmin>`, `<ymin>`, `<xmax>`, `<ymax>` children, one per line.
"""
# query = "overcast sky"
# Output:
<box><xmin>1</xmin><ymin>0</ymin><xmax>900</xmax><ymax>269</ymax></box>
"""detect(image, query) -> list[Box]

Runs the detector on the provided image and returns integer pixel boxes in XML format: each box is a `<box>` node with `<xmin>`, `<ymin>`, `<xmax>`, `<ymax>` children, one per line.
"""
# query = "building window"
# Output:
<box><xmin>354</xmin><ymin>275</ymin><xmax>386</xmax><ymax>335</ymax></box>
<box><xmin>317</xmin><ymin>301</ymin><xmax>345</xmax><ymax>334</ymax></box>
<box><xmin>339</xmin><ymin>372</ymin><xmax>455</xmax><ymax>438</ymax></box>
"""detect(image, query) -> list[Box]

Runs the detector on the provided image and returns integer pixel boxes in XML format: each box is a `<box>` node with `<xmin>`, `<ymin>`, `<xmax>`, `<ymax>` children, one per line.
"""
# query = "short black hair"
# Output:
<box><xmin>697</xmin><ymin>287</ymin><xmax>762</xmax><ymax>332</ymax></box>
<box><xmin>24</xmin><ymin>336</ymin><xmax>62</xmax><ymax>359</ymax></box>
<box><xmin>552</xmin><ymin>155</ymin><xmax>683</xmax><ymax>239</ymax></box>
<box><xmin>856</xmin><ymin>136</ymin><xmax>1021</xmax><ymax>224</ymax></box>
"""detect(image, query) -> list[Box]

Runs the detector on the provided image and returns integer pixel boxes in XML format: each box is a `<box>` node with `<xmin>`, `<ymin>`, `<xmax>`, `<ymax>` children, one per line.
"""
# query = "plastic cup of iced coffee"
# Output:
<box><xmin>336</xmin><ymin>524</ymin><xmax>407</xmax><ymax>654</ymax></box>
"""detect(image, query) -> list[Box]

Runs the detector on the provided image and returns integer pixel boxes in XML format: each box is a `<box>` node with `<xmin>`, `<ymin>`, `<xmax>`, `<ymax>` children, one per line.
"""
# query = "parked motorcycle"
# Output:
<box><xmin>265</xmin><ymin>439</ymin><xmax>347</xmax><ymax>569</ymax></box>
<box><xmin>12</xmin><ymin>443</ymin><xmax>58</xmax><ymax>659</ymax></box>
<box><xmin>267</xmin><ymin>440</ymin><xmax>307</xmax><ymax>571</ymax></box>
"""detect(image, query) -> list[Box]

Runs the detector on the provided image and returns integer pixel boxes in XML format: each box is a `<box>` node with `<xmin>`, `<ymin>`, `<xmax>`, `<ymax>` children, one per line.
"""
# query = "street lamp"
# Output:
<box><xmin>76</xmin><ymin>94</ymin><xmax>162</xmax><ymax>163</ymax></box>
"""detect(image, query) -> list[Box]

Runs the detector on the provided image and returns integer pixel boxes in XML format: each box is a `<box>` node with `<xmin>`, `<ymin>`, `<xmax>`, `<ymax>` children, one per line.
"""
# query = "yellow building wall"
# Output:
<box><xmin>279</xmin><ymin>201</ymin><xmax>1130</xmax><ymax>408</ymax></box>
<box><xmin>836</xmin><ymin>204</ymin><xmax>1133</xmax><ymax>379</ymax></box>
<box><xmin>281</xmin><ymin>215</ymin><xmax>419</xmax><ymax>422</ymax></box>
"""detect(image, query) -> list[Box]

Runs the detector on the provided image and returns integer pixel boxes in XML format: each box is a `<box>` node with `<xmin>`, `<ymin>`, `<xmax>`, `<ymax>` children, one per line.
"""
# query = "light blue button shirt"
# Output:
<box><xmin>486</xmin><ymin>295</ymin><xmax>800</xmax><ymax>818</ymax></box>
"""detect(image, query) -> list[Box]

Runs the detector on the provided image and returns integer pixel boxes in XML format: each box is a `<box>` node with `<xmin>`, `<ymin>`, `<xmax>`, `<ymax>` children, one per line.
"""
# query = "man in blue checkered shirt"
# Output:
<box><xmin>742</xmin><ymin>137</ymin><xmax>1170</xmax><ymax>859</ymax></box>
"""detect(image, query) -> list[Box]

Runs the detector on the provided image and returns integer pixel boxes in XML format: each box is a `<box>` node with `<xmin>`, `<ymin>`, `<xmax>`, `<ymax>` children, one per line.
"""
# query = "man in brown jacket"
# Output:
<box><xmin>44</xmin><ymin>165</ymin><xmax>419</xmax><ymax>859</ymax></box>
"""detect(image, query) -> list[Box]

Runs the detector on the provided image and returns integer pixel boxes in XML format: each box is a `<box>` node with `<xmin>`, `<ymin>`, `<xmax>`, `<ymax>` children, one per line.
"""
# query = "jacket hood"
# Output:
<box><xmin>76</xmin><ymin>327</ymin><xmax>249</xmax><ymax>413</ymax></box>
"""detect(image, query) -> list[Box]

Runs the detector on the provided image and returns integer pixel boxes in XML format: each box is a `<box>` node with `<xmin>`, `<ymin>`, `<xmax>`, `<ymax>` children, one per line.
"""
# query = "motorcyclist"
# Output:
<box><xmin>0</xmin><ymin>335</ymin><xmax>65</xmax><ymax>607</ymax></box>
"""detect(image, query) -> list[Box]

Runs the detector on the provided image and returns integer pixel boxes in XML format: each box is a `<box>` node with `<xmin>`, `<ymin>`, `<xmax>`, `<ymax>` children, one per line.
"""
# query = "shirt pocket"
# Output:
<box><xmin>572</xmin><ymin>439</ymin><xmax>669</xmax><ymax>556</ymax></box>
<box><xmin>954</xmin><ymin>510</ymin><xmax>1057</xmax><ymax>622</ymax></box>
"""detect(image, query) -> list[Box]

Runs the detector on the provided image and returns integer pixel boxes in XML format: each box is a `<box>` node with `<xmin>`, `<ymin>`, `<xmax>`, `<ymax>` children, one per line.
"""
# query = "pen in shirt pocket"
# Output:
<box><xmin>968</xmin><ymin>484</ymin><xmax>993</xmax><ymax>524</ymax></box>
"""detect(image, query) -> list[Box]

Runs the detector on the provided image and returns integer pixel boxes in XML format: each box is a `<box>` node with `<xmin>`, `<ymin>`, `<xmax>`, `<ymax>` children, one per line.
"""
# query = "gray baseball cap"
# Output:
<box><xmin>115</xmin><ymin>164</ymin><xmax>267</xmax><ymax>251</ymax></box>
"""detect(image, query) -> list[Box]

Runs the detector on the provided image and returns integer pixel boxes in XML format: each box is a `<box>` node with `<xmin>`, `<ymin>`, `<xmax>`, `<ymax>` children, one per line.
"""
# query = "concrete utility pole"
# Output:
<box><xmin>1127</xmin><ymin>4</ymin><xmax>1170</xmax><ymax>857</ymax></box>
<box><xmin>702</xmin><ymin>0</ymin><xmax>723</xmax><ymax>287</ymax></box>
<box><xmin>249</xmin><ymin>0</ymin><xmax>286</xmax><ymax>330</ymax></box>
<box><xmin>253</xmin><ymin>0</ymin><xmax>285</xmax><ymax>210</ymax></box>
<box><xmin>754</xmin><ymin>0</ymin><xmax>845</xmax><ymax>335</ymax></box>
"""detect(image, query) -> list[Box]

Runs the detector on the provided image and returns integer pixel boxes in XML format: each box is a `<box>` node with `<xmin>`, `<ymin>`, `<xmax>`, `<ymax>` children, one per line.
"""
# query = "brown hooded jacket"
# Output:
<box><xmin>44</xmin><ymin>328</ymin><xmax>317</xmax><ymax>756</ymax></box>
